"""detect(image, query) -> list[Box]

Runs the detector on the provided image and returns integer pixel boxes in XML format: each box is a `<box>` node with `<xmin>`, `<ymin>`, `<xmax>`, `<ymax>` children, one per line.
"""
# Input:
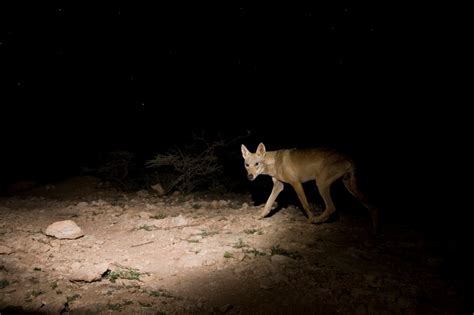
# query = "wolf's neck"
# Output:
<box><xmin>263</xmin><ymin>151</ymin><xmax>278</xmax><ymax>177</ymax></box>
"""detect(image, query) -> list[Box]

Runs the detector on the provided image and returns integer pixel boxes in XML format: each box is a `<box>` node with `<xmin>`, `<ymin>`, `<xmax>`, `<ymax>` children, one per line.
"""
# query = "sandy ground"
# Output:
<box><xmin>0</xmin><ymin>177</ymin><xmax>466</xmax><ymax>314</ymax></box>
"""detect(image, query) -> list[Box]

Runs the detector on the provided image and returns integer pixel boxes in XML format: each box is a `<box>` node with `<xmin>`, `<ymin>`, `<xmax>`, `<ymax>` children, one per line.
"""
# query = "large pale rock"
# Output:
<box><xmin>45</xmin><ymin>220</ymin><xmax>84</xmax><ymax>239</ymax></box>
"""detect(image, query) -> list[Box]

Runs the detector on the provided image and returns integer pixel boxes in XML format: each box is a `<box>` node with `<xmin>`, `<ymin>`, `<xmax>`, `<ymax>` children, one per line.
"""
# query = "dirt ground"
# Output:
<box><xmin>0</xmin><ymin>176</ymin><xmax>467</xmax><ymax>314</ymax></box>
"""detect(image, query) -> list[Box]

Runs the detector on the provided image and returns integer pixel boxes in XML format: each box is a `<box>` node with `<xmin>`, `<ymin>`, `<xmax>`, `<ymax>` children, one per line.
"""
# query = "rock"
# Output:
<box><xmin>203</xmin><ymin>259</ymin><xmax>217</xmax><ymax>266</ymax></box>
<box><xmin>270</xmin><ymin>255</ymin><xmax>292</xmax><ymax>265</ymax></box>
<box><xmin>92</xmin><ymin>199</ymin><xmax>107</xmax><ymax>206</ymax></box>
<box><xmin>136</xmin><ymin>190</ymin><xmax>150</xmax><ymax>197</ymax></box>
<box><xmin>172</xmin><ymin>191</ymin><xmax>180</xmax><ymax>197</ymax></box>
<box><xmin>138</xmin><ymin>211</ymin><xmax>152</xmax><ymax>219</ymax></box>
<box><xmin>218</xmin><ymin>304</ymin><xmax>234</xmax><ymax>313</ymax></box>
<box><xmin>70</xmin><ymin>262</ymin><xmax>109</xmax><ymax>282</ymax></box>
<box><xmin>180</xmin><ymin>255</ymin><xmax>206</xmax><ymax>268</ymax></box>
<box><xmin>45</xmin><ymin>220</ymin><xmax>84</xmax><ymax>239</ymax></box>
<box><xmin>151</xmin><ymin>183</ymin><xmax>166</xmax><ymax>196</ymax></box>
<box><xmin>0</xmin><ymin>244</ymin><xmax>14</xmax><ymax>254</ymax></box>
<box><xmin>145</xmin><ymin>203</ymin><xmax>156</xmax><ymax>210</ymax></box>
<box><xmin>235</xmin><ymin>252</ymin><xmax>246</xmax><ymax>262</ymax></box>
<box><xmin>397</xmin><ymin>297</ymin><xmax>413</xmax><ymax>309</ymax></box>
<box><xmin>77</xmin><ymin>201</ymin><xmax>89</xmax><ymax>208</ymax></box>
<box><xmin>170</xmin><ymin>214</ymin><xmax>188</xmax><ymax>227</ymax></box>
<box><xmin>218</xmin><ymin>200</ymin><xmax>229</xmax><ymax>207</ymax></box>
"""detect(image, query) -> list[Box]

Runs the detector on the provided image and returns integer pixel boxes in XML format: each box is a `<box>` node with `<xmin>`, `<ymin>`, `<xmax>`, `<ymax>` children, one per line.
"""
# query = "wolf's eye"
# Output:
<box><xmin>255</xmin><ymin>162</ymin><xmax>259</xmax><ymax>167</ymax></box>
<box><xmin>245</xmin><ymin>163</ymin><xmax>249</xmax><ymax>167</ymax></box>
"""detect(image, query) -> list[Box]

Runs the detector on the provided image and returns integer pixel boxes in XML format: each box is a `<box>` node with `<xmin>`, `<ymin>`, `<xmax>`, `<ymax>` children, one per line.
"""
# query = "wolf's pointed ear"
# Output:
<box><xmin>256</xmin><ymin>143</ymin><xmax>266</xmax><ymax>156</ymax></box>
<box><xmin>241</xmin><ymin>144</ymin><xmax>250</xmax><ymax>159</ymax></box>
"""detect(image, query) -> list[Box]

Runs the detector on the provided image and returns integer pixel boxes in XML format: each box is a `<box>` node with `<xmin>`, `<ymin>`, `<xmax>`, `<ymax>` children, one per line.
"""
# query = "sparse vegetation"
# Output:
<box><xmin>139</xmin><ymin>301</ymin><xmax>153</xmax><ymax>307</ymax></box>
<box><xmin>27</xmin><ymin>289</ymin><xmax>44</xmax><ymax>298</ymax></box>
<box><xmin>105</xmin><ymin>267</ymin><xmax>142</xmax><ymax>283</ymax></box>
<box><xmin>146</xmin><ymin>135</ymin><xmax>224</xmax><ymax>194</ymax></box>
<box><xmin>0</xmin><ymin>279</ymin><xmax>10</xmax><ymax>289</ymax></box>
<box><xmin>82</xmin><ymin>150</ymin><xmax>138</xmax><ymax>190</ymax></box>
<box><xmin>233</xmin><ymin>239</ymin><xmax>249</xmax><ymax>249</ymax></box>
<box><xmin>146</xmin><ymin>133</ymin><xmax>245</xmax><ymax>194</ymax></box>
<box><xmin>197</xmin><ymin>230</ymin><xmax>219</xmax><ymax>237</ymax></box>
<box><xmin>107</xmin><ymin>302</ymin><xmax>123</xmax><ymax>311</ymax></box>
<box><xmin>243</xmin><ymin>248</ymin><xmax>267</xmax><ymax>257</ymax></box>
<box><xmin>224</xmin><ymin>251</ymin><xmax>234</xmax><ymax>259</ymax></box>
<box><xmin>244</xmin><ymin>228</ymin><xmax>264</xmax><ymax>235</ymax></box>
<box><xmin>29</xmin><ymin>277</ymin><xmax>39</xmax><ymax>284</ymax></box>
<box><xmin>271</xmin><ymin>245</ymin><xmax>301</xmax><ymax>259</ymax></box>
<box><xmin>243</xmin><ymin>228</ymin><xmax>264</xmax><ymax>235</ymax></box>
<box><xmin>79</xmin><ymin>132</ymin><xmax>248</xmax><ymax>192</ymax></box>
<box><xmin>150</xmin><ymin>213</ymin><xmax>167</xmax><ymax>219</ymax></box>
<box><xmin>66</xmin><ymin>293</ymin><xmax>81</xmax><ymax>303</ymax></box>
<box><xmin>136</xmin><ymin>224</ymin><xmax>156</xmax><ymax>231</ymax></box>
<box><xmin>149</xmin><ymin>289</ymin><xmax>174</xmax><ymax>298</ymax></box>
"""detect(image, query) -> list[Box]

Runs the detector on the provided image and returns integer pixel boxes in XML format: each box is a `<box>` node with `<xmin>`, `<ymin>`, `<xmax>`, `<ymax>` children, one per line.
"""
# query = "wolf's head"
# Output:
<box><xmin>241</xmin><ymin>143</ymin><xmax>266</xmax><ymax>181</ymax></box>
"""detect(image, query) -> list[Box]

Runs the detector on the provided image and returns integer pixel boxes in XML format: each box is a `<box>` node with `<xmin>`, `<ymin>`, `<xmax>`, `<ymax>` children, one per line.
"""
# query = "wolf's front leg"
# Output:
<box><xmin>259</xmin><ymin>178</ymin><xmax>284</xmax><ymax>219</ymax></box>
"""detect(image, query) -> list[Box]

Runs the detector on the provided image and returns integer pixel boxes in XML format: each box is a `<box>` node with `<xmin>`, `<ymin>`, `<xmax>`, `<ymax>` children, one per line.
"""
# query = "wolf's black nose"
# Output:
<box><xmin>247</xmin><ymin>174</ymin><xmax>254</xmax><ymax>181</ymax></box>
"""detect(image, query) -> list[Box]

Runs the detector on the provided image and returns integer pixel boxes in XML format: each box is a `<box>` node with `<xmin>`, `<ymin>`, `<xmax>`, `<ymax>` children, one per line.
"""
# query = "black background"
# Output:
<box><xmin>0</xmin><ymin>3</ymin><xmax>463</xmax><ymax>222</ymax></box>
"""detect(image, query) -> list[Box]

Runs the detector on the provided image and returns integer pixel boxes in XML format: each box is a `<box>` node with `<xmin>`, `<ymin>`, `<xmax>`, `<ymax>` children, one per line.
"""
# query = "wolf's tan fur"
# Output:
<box><xmin>241</xmin><ymin>143</ymin><xmax>378</xmax><ymax>232</ymax></box>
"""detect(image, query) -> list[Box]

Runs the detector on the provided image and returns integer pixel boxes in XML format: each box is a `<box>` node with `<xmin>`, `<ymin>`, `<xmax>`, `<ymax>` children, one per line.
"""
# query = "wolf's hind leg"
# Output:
<box><xmin>311</xmin><ymin>183</ymin><xmax>336</xmax><ymax>224</ymax></box>
<box><xmin>343</xmin><ymin>171</ymin><xmax>379</xmax><ymax>234</ymax></box>
<box><xmin>290</xmin><ymin>181</ymin><xmax>314</xmax><ymax>222</ymax></box>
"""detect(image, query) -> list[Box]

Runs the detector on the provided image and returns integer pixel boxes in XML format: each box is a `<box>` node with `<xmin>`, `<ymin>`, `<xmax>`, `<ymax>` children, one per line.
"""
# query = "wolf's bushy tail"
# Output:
<box><xmin>342</xmin><ymin>165</ymin><xmax>379</xmax><ymax>234</ymax></box>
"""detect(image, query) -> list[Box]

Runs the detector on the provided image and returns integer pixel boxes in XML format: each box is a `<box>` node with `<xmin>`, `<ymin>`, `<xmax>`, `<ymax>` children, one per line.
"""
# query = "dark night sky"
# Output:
<box><xmin>0</xmin><ymin>3</ymin><xmax>459</xmax><ymax>199</ymax></box>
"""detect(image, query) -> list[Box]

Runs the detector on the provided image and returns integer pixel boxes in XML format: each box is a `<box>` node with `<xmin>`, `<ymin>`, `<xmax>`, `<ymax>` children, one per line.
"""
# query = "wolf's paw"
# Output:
<box><xmin>309</xmin><ymin>203</ymin><xmax>323</xmax><ymax>214</ymax></box>
<box><xmin>311</xmin><ymin>215</ymin><xmax>327</xmax><ymax>224</ymax></box>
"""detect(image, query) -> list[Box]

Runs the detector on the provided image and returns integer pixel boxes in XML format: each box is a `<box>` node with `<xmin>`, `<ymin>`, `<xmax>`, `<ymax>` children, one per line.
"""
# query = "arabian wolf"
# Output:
<box><xmin>241</xmin><ymin>143</ymin><xmax>379</xmax><ymax>233</ymax></box>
